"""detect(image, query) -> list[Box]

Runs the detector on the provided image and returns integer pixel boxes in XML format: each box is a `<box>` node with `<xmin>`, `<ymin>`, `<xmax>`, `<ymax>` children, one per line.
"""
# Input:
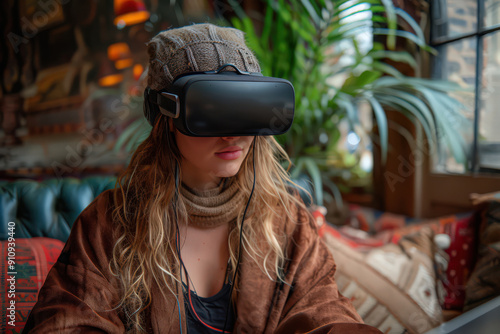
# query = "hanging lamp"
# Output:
<box><xmin>114</xmin><ymin>0</ymin><xmax>150</xmax><ymax>27</ymax></box>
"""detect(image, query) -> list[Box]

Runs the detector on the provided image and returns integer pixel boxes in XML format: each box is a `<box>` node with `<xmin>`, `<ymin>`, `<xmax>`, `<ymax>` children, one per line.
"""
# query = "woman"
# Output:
<box><xmin>24</xmin><ymin>24</ymin><xmax>380</xmax><ymax>334</ymax></box>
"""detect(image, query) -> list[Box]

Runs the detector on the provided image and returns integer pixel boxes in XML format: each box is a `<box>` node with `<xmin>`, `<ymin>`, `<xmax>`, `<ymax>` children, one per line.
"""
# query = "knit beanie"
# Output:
<box><xmin>146</xmin><ymin>23</ymin><xmax>261</xmax><ymax>91</ymax></box>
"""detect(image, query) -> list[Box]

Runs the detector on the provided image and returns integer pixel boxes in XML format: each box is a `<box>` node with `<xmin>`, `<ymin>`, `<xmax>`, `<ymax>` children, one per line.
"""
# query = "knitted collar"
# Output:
<box><xmin>180</xmin><ymin>178</ymin><xmax>244</xmax><ymax>229</ymax></box>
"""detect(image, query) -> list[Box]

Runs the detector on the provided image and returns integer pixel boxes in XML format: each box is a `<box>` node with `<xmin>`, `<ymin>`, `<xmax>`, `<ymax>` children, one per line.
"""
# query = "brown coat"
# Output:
<box><xmin>23</xmin><ymin>190</ymin><xmax>381</xmax><ymax>334</ymax></box>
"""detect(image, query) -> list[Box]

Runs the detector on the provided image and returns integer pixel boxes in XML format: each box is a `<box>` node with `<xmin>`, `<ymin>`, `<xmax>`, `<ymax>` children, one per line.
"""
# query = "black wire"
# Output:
<box><xmin>222</xmin><ymin>137</ymin><xmax>257</xmax><ymax>333</ymax></box>
<box><xmin>172</xmin><ymin>161</ymin><xmax>186</xmax><ymax>334</ymax></box>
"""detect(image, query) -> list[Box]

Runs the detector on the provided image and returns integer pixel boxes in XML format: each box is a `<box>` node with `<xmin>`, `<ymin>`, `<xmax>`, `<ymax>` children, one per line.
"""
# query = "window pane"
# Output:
<box><xmin>479</xmin><ymin>31</ymin><xmax>500</xmax><ymax>170</ymax></box>
<box><xmin>432</xmin><ymin>38</ymin><xmax>477</xmax><ymax>173</ymax></box>
<box><xmin>432</xmin><ymin>0</ymin><xmax>478</xmax><ymax>42</ymax></box>
<box><xmin>484</xmin><ymin>0</ymin><xmax>500</xmax><ymax>29</ymax></box>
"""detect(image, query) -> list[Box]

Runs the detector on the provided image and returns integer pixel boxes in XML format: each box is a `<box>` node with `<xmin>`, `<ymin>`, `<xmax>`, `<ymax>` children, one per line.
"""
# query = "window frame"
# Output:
<box><xmin>375</xmin><ymin>1</ymin><xmax>500</xmax><ymax>219</ymax></box>
<box><xmin>430</xmin><ymin>0</ymin><xmax>500</xmax><ymax>173</ymax></box>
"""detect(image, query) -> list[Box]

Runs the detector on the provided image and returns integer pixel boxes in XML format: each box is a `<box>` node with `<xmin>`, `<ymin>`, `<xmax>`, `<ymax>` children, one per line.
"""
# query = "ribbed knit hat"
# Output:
<box><xmin>146</xmin><ymin>23</ymin><xmax>261</xmax><ymax>91</ymax></box>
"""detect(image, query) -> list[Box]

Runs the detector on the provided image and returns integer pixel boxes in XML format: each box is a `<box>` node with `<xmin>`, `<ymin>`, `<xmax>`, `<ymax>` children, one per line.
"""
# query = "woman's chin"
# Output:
<box><xmin>212</xmin><ymin>163</ymin><xmax>242</xmax><ymax>178</ymax></box>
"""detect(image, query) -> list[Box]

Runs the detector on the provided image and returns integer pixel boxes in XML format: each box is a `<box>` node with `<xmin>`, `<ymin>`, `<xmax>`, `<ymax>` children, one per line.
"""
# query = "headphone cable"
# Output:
<box><xmin>222</xmin><ymin>137</ymin><xmax>256</xmax><ymax>333</ymax></box>
<box><xmin>173</xmin><ymin>161</ymin><xmax>184</xmax><ymax>334</ymax></box>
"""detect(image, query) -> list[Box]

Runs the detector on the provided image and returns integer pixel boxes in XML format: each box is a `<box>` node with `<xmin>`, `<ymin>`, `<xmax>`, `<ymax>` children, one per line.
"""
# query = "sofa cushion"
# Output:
<box><xmin>343</xmin><ymin>205</ymin><xmax>476</xmax><ymax>312</ymax></box>
<box><xmin>464</xmin><ymin>196</ymin><xmax>500</xmax><ymax>312</ymax></box>
<box><xmin>375</xmin><ymin>213</ymin><xmax>476</xmax><ymax>311</ymax></box>
<box><xmin>321</xmin><ymin>223</ymin><xmax>445</xmax><ymax>334</ymax></box>
<box><xmin>1</xmin><ymin>237</ymin><xmax>64</xmax><ymax>333</ymax></box>
<box><xmin>0</xmin><ymin>176</ymin><xmax>116</xmax><ymax>241</ymax></box>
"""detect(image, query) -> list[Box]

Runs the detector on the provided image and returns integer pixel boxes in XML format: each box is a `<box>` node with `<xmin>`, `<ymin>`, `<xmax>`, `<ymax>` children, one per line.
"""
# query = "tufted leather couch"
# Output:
<box><xmin>0</xmin><ymin>176</ymin><xmax>117</xmax><ymax>241</ymax></box>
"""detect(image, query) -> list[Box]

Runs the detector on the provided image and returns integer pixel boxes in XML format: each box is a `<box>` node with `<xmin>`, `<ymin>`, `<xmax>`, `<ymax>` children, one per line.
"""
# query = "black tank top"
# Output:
<box><xmin>182</xmin><ymin>261</ymin><xmax>236</xmax><ymax>333</ymax></box>
<box><xmin>183</xmin><ymin>282</ymin><xmax>235</xmax><ymax>333</ymax></box>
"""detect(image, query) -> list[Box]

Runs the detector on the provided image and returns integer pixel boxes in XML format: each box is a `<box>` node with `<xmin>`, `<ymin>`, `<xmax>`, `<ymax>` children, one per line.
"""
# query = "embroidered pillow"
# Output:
<box><xmin>342</xmin><ymin>205</ymin><xmax>476</xmax><ymax>312</ymax></box>
<box><xmin>322</xmin><ymin>224</ymin><xmax>444</xmax><ymax>334</ymax></box>
<box><xmin>1</xmin><ymin>237</ymin><xmax>64</xmax><ymax>333</ymax></box>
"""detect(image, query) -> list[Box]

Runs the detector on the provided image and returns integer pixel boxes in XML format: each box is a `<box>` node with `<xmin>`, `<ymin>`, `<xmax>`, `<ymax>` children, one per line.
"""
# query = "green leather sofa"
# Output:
<box><xmin>0</xmin><ymin>176</ymin><xmax>117</xmax><ymax>242</ymax></box>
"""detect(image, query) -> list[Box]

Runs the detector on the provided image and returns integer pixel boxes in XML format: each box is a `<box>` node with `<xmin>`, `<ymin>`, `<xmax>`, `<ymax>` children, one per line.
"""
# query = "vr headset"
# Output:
<box><xmin>143</xmin><ymin>64</ymin><xmax>295</xmax><ymax>137</ymax></box>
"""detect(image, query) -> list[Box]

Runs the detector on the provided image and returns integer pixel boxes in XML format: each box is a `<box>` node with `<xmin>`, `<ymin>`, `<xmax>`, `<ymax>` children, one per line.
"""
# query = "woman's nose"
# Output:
<box><xmin>221</xmin><ymin>136</ymin><xmax>240</xmax><ymax>141</ymax></box>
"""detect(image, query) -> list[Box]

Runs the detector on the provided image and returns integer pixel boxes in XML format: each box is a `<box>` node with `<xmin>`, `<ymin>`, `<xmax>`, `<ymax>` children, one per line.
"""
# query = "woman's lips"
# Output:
<box><xmin>215</xmin><ymin>146</ymin><xmax>243</xmax><ymax>160</ymax></box>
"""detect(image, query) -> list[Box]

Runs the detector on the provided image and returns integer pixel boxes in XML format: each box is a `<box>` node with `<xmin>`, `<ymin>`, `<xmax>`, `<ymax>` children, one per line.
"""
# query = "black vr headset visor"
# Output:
<box><xmin>144</xmin><ymin>64</ymin><xmax>295</xmax><ymax>137</ymax></box>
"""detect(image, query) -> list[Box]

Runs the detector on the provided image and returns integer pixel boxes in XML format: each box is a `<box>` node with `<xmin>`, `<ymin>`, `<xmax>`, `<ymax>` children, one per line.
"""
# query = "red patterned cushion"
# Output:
<box><xmin>464</xmin><ymin>199</ymin><xmax>500</xmax><ymax>312</ymax></box>
<box><xmin>376</xmin><ymin>213</ymin><xmax>476</xmax><ymax>310</ymax></box>
<box><xmin>1</xmin><ymin>237</ymin><xmax>64</xmax><ymax>333</ymax></box>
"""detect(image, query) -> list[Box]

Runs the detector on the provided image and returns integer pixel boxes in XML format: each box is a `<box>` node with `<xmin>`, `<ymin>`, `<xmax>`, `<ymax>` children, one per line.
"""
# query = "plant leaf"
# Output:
<box><xmin>303</xmin><ymin>157</ymin><xmax>324</xmax><ymax>205</ymax></box>
<box><xmin>366</xmin><ymin>95</ymin><xmax>388</xmax><ymax>163</ymax></box>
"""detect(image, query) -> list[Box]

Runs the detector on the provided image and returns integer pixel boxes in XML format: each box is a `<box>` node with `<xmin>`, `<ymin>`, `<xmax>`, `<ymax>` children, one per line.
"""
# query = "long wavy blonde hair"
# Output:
<box><xmin>109</xmin><ymin>115</ymin><xmax>308</xmax><ymax>332</ymax></box>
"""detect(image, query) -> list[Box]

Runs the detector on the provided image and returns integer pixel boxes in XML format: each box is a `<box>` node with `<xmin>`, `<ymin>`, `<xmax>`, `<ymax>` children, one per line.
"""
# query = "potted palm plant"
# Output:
<box><xmin>226</xmin><ymin>0</ymin><xmax>469</xmax><ymax>206</ymax></box>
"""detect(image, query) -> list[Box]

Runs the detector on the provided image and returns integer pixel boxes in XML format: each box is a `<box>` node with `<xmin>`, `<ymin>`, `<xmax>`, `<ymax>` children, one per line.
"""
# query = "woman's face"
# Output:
<box><xmin>172</xmin><ymin>121</ymin><xmax>254</xmax><ymax>189</ymax></box>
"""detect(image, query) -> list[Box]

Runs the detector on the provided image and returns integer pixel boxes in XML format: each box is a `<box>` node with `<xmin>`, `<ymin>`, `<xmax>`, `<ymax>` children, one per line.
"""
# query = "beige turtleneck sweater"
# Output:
<box><xmin>179</xmin><ymin>178</ymin><xmax>245</xmax><ymax>229</ymax></box>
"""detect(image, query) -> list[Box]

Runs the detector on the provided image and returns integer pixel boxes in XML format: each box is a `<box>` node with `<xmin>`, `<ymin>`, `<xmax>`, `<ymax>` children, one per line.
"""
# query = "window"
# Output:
<box><xmin>431</xmin><ymin>0</ymin><xmax>500</xmax><ymax>173</ymax></box>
